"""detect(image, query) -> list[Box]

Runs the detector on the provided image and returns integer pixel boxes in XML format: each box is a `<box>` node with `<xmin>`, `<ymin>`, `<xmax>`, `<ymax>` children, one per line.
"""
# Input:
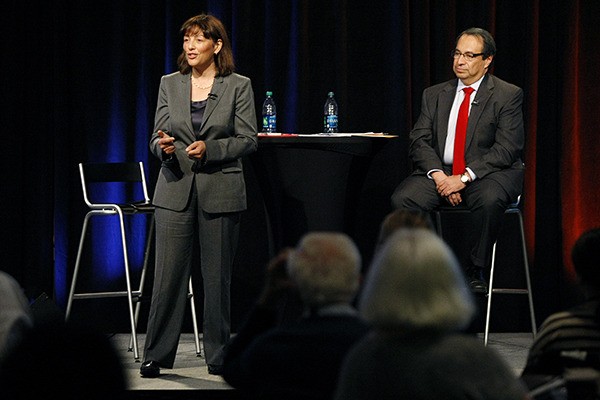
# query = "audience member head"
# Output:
<box><xmin>375</xmin><ymin>208</ymin><xmax>434</xmax><ymax>250</ymax></box>
<box><xmin>0</xmin><ymin>271</ymin><xmax>33</xmax><ymax>362</ymax></box>
<box><xmin>286</xmin><ymin>232</ymin><xmax>361</xmax><ymax>308</ymax></box>
<box><xmin>572</xmin><ymin>227</ymin><xmax>600</xmax><ymax>291</ymax></box>
<box><xmin>0</xmin><ymin>320</ymin><xmax>127</xmax><ymax>400</ymax></box>
<box><xmin>359</xmin><ymin>228</ymin><xmax>475</xmax><ymax>332</ymax></box>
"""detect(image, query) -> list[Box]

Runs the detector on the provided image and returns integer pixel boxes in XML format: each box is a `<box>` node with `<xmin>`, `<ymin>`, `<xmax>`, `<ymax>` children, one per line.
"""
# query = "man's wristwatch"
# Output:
<box><xmin>460</xmin><ymin>172</ymin><xmax>470</xmax><ymax>184</ymax></box>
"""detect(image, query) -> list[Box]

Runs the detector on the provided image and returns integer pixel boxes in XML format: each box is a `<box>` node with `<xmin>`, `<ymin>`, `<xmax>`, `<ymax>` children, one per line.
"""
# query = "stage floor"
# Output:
<box><xmin>113</xmin><ymin>332</ymin><xmax>534</xmax><ymax>398</ymax></box>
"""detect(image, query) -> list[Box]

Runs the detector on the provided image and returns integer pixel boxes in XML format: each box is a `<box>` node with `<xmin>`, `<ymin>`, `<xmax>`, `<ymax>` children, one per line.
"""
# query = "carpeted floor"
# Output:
<box><xmin>113</xmin><ymin>332</ymin><xmax>534</xmax><ymax>399</ymax></box>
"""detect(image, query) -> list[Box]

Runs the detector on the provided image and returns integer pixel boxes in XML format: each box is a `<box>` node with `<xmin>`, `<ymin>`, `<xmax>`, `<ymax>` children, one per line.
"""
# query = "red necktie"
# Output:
<box><xmin>452</xmin><ymin>87</ymin><xmax>475</xmax><ymax>175</ymax></box>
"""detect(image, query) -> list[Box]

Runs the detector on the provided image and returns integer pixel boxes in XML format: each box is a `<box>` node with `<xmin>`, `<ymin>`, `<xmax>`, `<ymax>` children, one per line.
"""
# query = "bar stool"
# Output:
<box><xmin>433</xmin><ymin>195</ymin><xmax>537</xmax><ymax>345</ymax></box>
<box><xmin>65</xmin><ymin>162</ymin><xmax>201</xmax><ymax>361</ymax></box>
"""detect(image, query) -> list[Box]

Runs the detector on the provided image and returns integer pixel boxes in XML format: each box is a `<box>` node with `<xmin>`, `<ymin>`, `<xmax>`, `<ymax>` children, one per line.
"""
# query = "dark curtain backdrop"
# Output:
<box><xmin>2</xmin><ymin>0</ymin><xmax>600</xmax><ymax>329</ymax></box>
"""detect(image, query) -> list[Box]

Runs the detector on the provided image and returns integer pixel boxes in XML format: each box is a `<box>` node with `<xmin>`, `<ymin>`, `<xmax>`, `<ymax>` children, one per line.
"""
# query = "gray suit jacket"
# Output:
<box><xmin>409</xmin><ymin>74</ymin><xmax>524</xmax><ymax>196</ymax></box>
<box><xmin>149</xmin><ymin>72</ymin><xmax>258</xmax><ymax>213</ymax></box>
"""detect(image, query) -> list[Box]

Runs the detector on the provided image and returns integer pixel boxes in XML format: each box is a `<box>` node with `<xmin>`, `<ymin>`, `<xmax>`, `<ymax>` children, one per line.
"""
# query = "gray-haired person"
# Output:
<box><xmin>335</xmin><ymin>228</ymin><xmax>528</xmax><ymax>400</ymax></box>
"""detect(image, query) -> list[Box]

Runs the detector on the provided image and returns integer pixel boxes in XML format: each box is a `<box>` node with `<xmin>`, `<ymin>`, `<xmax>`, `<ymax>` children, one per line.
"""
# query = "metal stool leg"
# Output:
<box><xmin>117</xmin><ymin>210</ymin><xmax>140</xmax><ymax>361</ymax></box>
<box><xmin>484</xmin><ymin>241</ymin><xmax>498</xmax><ymax>346</ymax></box>
<box><xmin>517</xmin><ymin>209</ymin><xmax>537</xmax><ymax>338</ymax></box>
<box><xmin>129</xmin><ymin>215</ymin><xmax>154</xmax><ymax>358</ymax></box>
<box><xmin>188</xmin><ymin>278</ymin><xmax>202</xmax><ymax>356</ymax></box>
<box><xmin>484</xmin><ymin>208</ymin><xmax>536</xmax><ymax>346</ymax></box>
<box><xmin>66</xmin><ymin>213</ymin><xmax>92</xmax><ymax>321</ymax></box>
<box><xmin>66</xmin><ymin>210</ymin><xmax>141</xmax><ymax>361</ymax></box>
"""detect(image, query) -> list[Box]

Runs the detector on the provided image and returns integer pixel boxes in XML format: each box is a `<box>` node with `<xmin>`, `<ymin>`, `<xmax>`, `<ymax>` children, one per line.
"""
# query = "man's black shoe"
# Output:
<box><xmin>208</xmin><ymin>364</ymin><xmax>223</xmax><ymax>375</ymax></box>
<box><xmin>140</xmin><ymin>360</ymin><xmax>160</xmax><ymax>378</ymax></box>
<box><xmin>467</xmin><ymin>267</ymin><xmax>489</xmax><ymax>294</ymax></box>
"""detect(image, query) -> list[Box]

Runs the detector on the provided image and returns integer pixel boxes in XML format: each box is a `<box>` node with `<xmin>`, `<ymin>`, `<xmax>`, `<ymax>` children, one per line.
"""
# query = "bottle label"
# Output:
<box><xmin>325</xmin><ymin>115</ymin><xmax>338</xmax><ymax>132</ymax></box>
<box><xmin>263</xmin><ymin>115</ymin><xmax>277</xmax><ymax>133</ymax></box>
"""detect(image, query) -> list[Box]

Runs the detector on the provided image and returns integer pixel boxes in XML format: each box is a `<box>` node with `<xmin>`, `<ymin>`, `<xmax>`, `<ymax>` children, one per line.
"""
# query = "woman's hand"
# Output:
<box><xmin>157</xmin><ymin>130</ymin><xmax>176</xmax><ymax>155</ymax></box>
<box><xmin>185</xmin><ymin>140</ymin><xmax>206</xmax><ymax>160</ymax></box>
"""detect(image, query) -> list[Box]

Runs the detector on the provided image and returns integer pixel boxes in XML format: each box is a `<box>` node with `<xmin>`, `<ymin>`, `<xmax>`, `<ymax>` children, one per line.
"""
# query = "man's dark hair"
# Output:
<box><xmin>457</xmin><ymin>27</ymin><xmax>497</xmax><ymax>59</ymax></box>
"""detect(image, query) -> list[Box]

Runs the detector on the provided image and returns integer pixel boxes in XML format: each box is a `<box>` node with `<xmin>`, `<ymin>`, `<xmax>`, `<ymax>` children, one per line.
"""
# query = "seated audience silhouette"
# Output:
<box><xmin>522</xmin><ymin>227</ymin><xmax>600</xmax><ymax>380</ymax></box>
<box><xmin>222</xmin><ymin>232</ymin><xmax>369</xmax><ymax>400</ymax></box>
<box><xmin>334</xmin><ymin>228</ymin><xmax>528</xmax><ymax>400</ymax></box>
<box><xmin>0</xmin><ymin>270</ymin><xmax>33</xmax><ymax>362</ymax></box>
<box><xmin>0</xmin><ymin>318</ymin><xmax>127</xmax><ymax>400</ymax></box>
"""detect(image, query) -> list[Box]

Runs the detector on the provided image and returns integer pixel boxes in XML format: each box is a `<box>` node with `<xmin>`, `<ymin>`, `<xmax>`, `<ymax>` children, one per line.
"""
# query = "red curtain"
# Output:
<box><xmin>560</xmin><ymin>1</ymin><xmax>600</xmax><ymax>279</ymax></box>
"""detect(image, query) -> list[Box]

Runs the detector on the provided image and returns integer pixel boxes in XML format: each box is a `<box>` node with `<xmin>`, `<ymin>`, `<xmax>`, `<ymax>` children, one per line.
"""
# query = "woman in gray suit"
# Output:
<box><xmin>140</xmin><ymin>13</ymin><xmax>258</xmax><ymax>377</ymax></box>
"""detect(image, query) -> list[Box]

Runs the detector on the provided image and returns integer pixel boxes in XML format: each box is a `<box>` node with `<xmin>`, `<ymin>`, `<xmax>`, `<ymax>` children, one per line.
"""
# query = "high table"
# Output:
<box><xmin>245</xmin><ymin>133</ymin><xmax>399</xmax><ymax>261</ymax></box>
<box><xmin>230</xmin><ymin>133</ymin><xmax>400</xmax><ymax>325</ymax></box>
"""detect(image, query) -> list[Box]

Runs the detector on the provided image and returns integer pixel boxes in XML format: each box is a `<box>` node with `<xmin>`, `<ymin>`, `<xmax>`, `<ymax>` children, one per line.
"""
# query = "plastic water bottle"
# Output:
<box><xmin>262</xmin><ymin>91</ymin><xmax>277</xmax><ymax>133</ymax></box>
<box><xmin>323</xmin><ymin>92</ymin><xmax>338</xmax><ymax>134</ymax></box>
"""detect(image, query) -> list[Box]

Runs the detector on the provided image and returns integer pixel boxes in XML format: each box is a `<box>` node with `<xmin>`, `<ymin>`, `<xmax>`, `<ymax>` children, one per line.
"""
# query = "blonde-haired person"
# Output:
<box><xmin>335</xmin><ymin>228</ymin><xmax>529</xmax><ymax>400</ymax></box>
<box><xmin>222</xmin><ymin>232</ymin><xmax>369</xmax><ymax>400</ymax></box>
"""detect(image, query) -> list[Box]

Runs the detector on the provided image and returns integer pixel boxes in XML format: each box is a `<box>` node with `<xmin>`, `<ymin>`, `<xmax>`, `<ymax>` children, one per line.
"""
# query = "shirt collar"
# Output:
<box><xmin>457</xmin><ymin>74</ymin><xmax>485</xmax><ymax>93</ymax></box>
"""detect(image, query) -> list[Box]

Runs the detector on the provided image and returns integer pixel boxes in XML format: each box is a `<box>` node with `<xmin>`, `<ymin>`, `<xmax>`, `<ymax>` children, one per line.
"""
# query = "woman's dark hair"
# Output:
<box><xmin>177</xmin><ymin>14</ymin><xmax>235</xmax><ymax>76</ymax></box>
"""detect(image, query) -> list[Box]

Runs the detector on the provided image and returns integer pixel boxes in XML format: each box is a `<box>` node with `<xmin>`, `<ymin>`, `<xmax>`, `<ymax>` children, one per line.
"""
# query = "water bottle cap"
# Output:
<box><xmin>266</xmin><ymin>91</ymin><xmax>273</xmax><ymax>96</ymax></box>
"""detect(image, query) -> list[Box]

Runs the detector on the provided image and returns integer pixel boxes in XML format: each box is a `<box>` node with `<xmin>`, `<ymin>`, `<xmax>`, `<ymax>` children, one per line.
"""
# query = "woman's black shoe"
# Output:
<box><xmin>140</xmin><ymin>360</ymin><xmax>160</xmax><ymax>378</ymax></box>
<box><xmin>208</xmin><ymin>364</ymin><xmax>223</xmax><ymax>375</ymax></box>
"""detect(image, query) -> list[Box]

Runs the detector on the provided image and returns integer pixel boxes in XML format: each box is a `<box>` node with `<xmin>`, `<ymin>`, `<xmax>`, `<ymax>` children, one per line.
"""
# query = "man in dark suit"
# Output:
<box><xmin>391</xmin><ymin>27</ymin><xmax>524</xmax><ymax>293</ymax></box>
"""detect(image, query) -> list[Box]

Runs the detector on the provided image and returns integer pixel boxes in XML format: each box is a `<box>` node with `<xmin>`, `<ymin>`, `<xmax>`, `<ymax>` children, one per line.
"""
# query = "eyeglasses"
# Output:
<box><xmin>450</xmin><ymin>50</ymin><xmax>484</xmax><ymax>61</ymax></box>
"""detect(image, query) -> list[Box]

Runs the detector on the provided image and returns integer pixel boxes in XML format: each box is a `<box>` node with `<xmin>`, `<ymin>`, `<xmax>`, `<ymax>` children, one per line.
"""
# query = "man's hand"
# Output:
<box><xmin>445</xmin><ymin>192</ymin><xmax>462</xmax><ymax>206</ymax></box>
<box><xmin>432</xmin><ymin>172</ymin><xmax>465</xmax><ymax>206</ymax></box>
<box><xmin>436</xmin><ymin>174</ymin><xmax>467</xmax><ymax>198</ymax></box>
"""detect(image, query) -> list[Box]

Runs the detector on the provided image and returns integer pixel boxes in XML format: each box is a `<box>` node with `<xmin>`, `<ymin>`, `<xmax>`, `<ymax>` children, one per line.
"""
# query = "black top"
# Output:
<box><xmin>191</xmin><ymin>100</ymin><xmax>207</xmax><ymax>138</ymax></box>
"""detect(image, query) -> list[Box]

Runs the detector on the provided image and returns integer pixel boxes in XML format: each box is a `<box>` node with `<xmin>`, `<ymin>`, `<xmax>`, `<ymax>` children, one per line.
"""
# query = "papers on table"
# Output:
<box><xmin>258</xmin><ymin>132</ymin><xmax>396</xmax><ymax>138</ymax></box>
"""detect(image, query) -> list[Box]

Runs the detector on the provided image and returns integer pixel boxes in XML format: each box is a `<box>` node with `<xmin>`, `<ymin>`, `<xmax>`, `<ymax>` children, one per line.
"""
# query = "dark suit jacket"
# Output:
<box><xmin>222</xmin><ymin>305</ymin><xmax>369</xmax><ymax>400</ymax></box>
<box><xmin>149</xmin><ymin>72</ymin><xmax>258</xmax><ymax>213</ymax></box>
<box><xmin>409</xmin><ymin>74</ymin><xmax>525</xmax><ymax>197</ymax></box>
